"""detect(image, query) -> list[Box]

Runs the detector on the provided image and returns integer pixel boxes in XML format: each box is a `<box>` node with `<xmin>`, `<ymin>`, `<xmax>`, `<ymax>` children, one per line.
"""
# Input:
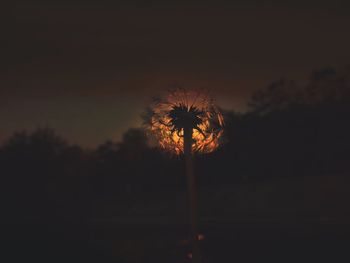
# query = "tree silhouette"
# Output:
<box><xmin>244</xmin><ymin>66</ymin><xmax>350</xmax><ymax>176</ymax></box>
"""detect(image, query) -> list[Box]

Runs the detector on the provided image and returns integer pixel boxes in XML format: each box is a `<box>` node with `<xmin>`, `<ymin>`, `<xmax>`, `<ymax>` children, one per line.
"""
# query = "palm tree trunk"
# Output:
<box><xmin>184</xmin><ymin>127</ymin><xmax>201</xmax><ymax>263</ymax></box>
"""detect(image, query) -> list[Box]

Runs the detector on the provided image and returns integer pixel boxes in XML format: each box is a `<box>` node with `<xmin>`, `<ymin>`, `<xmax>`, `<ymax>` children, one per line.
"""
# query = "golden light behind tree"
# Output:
<box><xmin>146</xmin><ymin>88</ymin><xmax>224</xmax><ymax>154</ymax></box>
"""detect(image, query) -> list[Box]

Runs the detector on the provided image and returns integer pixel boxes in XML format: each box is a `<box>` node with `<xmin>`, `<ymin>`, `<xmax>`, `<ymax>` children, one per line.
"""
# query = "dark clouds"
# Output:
<box><xmin>1</xmin><ymin>1</ymin><xmax>350</xmax><ymax>146</ymax></box>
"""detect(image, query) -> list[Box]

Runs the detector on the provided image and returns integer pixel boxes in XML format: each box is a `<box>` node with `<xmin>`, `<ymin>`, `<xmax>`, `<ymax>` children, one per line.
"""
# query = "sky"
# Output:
<box><xmin>1</xmin><ymin>0</ymin><xmax>350</xmax><ymax>147</ymax></box>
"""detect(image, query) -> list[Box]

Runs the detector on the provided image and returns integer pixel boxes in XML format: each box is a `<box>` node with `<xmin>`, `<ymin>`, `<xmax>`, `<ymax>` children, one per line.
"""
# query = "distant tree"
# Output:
<box><xmin>0</xmin><ymin>128</ymin><xmax>89</xmax><ymax>221</ymax></box>
<box><xmin>92</xmin><ymin>128</ymin><xmax>157</xmax><ymax>198</ymax></box>
<box><xmin>244</xmin><ymin>66</ymin><xmax>350</xmax><ymax>176</ymax></box>
<box><xmin>117</xmin><ymin>127</ymin><xmax>166</xmax><ymax>190</ymax></box>
<box><xmin>95</xmin><ymin>140</ymin><xmax>120</xmax><ymax>166</ymax></box>
<box><xmin>248</xmin><ymin>66</ymin><xmax>350</xmax><ymax>114</ymax></box>
<box><xmin>118</xmin><ymin>128</ymin><xmax>149</xmax><ymax>159</ymax></box>
<box><xmin>247</xmin><ymin>79</ymin><xmax>300</xmax><ymax>114</ymax></box>
<box><xmin>1</xmin><ymin>128</ymin><xmax>68</xmax><ymax>176</ymax></box>
<box><xmin>305</xmin><ymin>67</ymin><xmax>350</xmax><ymax>105</ymax></box>
<box><xmin>0</xmin><ymin>129</ymin><xmax>47</xmax><ymax>218</ymax></box>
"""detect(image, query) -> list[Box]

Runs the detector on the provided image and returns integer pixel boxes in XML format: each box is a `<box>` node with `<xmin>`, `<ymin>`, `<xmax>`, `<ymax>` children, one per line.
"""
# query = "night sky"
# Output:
<box><xmin>2</xmin><ymin>0</ymin><xmax>350</xmax><ymax>147</ymax></box>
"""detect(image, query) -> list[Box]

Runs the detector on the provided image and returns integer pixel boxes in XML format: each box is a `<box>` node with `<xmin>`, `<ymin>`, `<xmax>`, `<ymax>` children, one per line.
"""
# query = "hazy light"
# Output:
<box><xmin>147</xmin><ymin>88</ymin><xmax>224</xmax><ymax>155</ymax></box>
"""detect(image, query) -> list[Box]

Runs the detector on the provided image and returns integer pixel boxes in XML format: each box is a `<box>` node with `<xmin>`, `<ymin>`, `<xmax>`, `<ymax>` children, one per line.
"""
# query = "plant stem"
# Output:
<box><xmin>184</xmin><ymin>127</ymin><xmax>201</xmax><ymax>263</ymax></box>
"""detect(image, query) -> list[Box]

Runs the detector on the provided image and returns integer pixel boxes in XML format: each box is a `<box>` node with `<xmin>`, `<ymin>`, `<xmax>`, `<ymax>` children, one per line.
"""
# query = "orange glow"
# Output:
<box><xmin>197</xmin><ymin>234</ymin><xmax>205</xmax><ymax>241</ymax></box>
<box><xmin>148</xmin><ymin>88</ymin><xmax>224</xmax><ymax>155</ymax></box>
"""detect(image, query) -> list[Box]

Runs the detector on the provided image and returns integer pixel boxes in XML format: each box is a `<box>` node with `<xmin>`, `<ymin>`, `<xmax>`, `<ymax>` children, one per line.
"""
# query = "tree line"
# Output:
<box><xmin>0</xmin><ymin>66</ymin><xmax>349</xmax><ymax>222</ymax></box>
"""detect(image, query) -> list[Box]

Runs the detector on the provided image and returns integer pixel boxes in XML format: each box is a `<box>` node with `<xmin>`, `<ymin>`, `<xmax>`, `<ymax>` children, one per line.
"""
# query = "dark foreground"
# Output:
<box><xmin>3</xmin><ymin>216</ymin><xmax>350</xmax><ymax>263</ymax></box>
